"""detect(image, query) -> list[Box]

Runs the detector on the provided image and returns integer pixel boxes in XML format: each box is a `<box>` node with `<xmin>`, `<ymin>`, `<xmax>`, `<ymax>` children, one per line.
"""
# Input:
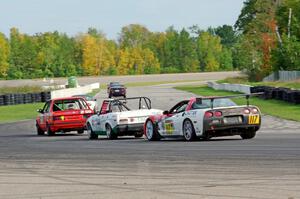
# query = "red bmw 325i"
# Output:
<box><xmin>36</xmin><ymin>97</ymin><xmax>94</xmax><ymax>136</ymax></box>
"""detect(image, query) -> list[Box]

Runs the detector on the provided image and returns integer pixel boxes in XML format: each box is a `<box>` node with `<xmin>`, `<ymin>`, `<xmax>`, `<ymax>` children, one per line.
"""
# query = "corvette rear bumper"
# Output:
<box><xmin>203</xmin><ymin>123</ymin><xmax>260</xmax><ymax>137</ymax></box>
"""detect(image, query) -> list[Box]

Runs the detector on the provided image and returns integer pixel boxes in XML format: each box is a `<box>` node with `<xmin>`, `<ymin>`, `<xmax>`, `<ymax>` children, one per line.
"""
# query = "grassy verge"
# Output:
<box><xmin>218</xmin><ymin>77</ymin><xmax>300</xmax><ymax>89</ymax></box>
<box><xmin>176</xmin><ymin>86</ymin><xmax>300</xmax><ymax>122</ymax></box>
<box><xmin>0</xmin><ymin>103</ymin><xmax>44</xmax><ymax>123</ymax></box>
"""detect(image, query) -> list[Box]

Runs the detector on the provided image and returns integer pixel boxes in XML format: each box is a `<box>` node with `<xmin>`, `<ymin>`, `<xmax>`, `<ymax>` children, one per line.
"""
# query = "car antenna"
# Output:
<box><xmin>246</xmin><ymin>95</ymin><xmax>250</xmax><ymax>107</ymax></box>
<box><xmin>210</xmin><ymin>98</ymin><xmax>214</xmax><ymax>109</ymax></box>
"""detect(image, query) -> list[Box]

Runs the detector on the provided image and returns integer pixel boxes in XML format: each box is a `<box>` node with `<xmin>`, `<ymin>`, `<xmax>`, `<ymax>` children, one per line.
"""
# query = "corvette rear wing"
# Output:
<box><xmin>198</xmin><ymin>92</ymin><xmax>264</xmax><ymax>109</ymax></box>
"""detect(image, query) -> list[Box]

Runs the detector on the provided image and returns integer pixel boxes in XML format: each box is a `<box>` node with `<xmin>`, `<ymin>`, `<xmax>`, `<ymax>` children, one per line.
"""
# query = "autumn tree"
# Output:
<box><xmin>81</xmin><ymin>29</ymin><xmax>116</xmax><ymax>75</ymax></box>
<box><xmin>0</xmin><ymin>33</ymin><xmax>10</xmax><ymax>78</ymax></box>
<box><xmin>197</xmin><ymin>31</ymin><xmax>222</xmax><ymax>71</ymax></box>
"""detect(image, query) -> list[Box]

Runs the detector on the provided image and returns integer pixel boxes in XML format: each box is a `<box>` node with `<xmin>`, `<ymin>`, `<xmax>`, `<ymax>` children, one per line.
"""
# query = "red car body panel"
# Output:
<box><xmin>36</xmin><ymin>97</ymin><xmax>93</xmax><ymax>133</ymax></box>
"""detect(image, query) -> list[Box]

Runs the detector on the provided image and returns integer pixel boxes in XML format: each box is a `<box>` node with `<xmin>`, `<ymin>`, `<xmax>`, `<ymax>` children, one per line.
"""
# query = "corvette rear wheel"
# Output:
<box><xmin>87</xmin><ymin>123</ymin><xmax>98</xmax><ymax>140</ymax></box>
<box><xmin>241</xmin><ymin>130</ymin><xmax>256</xmax><ymax>139</ymax></box>
<box><xmin>183</xmin><ymin>119</ymin><xmax>196</xmax><ymax>141</ymax></box>
<box><xmin>145</xmin><ymin>120</ymin><xmax>160</xmax><ymax>141</ymax></box>
<box><xmin>106</xmin><ymin>124</ymin><xmax>117</xmax><ymax>140</ymax></box>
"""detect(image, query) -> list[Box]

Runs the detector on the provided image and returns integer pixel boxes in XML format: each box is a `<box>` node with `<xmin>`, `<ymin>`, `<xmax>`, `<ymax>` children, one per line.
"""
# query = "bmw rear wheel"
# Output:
<box><xmin>36</xmin><ymin>123</ymin><xmax>45</xmax><ymax>136</ymax></box>
<box><xmin>47</xmin><ymin>124</ymin><xmax>55</xmax><ymax>136</ymax></box>
<box><xmin>183</xmin><ymin>119</ymin><xmax>196</xmax><ymax>141</ymax></box>
<box><xmin>145</xmin><ymin>120</ymin><xmax>159</xmax><ymax>141</ymax></box>
<box><xmin>77</xmin><ymin>129</ymin><xmax>84</xmax><ymax>134</ymax></box>
<box><xmin>87</xmin><ymin>123</ymin><xmax>98</xmax><ymax>140</ymax></box>
<box><xmin>106</xmin><ymin>124</ymin><xmax>117</xmax><ymax>140</ymax></box>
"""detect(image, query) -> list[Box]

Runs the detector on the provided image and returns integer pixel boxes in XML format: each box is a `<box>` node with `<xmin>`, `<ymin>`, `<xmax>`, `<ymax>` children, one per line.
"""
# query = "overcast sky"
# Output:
<box><xmin>0</xmin><ymin>0</ymin><xmax>245</xmax><ymax>39</ymax></box>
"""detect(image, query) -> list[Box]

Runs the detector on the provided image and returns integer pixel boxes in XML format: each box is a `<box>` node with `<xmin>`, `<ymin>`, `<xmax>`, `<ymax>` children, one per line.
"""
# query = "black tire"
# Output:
<box><xmin>201</xmin><ymin>132</ymin><xmax>211</xmax><ymax>141</ymax></box>
<box><xmin>77</xmin><ymin>129</ymin><xmax>84</xmax><ymax>134</ymax></box>
<box><xmin>36</xmin><ymin>123</ymin><xmax>45</xmax><ymax>136</ymax></box>
<box><xmin>182</xmin><ymin>119</ymin><xmax>196</xmax><ymax>141</ymax></box>
<box><xmin>145</xmin><ymin>119</ymin><xmax>160</xmax><ymax>141</ymax></box>
<box><xmin>241</xmin><ymin>130</ymin><xmax>256</xmax><ymax>139</ymax></box>
<box><xmin>47</xmin><ymin>124</ymin><xmax>55</xmax><ymax>136</ymax></box>
<box><xmin>87</xmin><ymin>123</ymin><xmax>98</xmax><ymax>140</ymax></box>
<box><xmin>108</xmin><ymin>94</ymin><xmax>112</xmax><ymax>98</ymax></box>
<box><xmin>106</xmin><ymin>124</ymin><xmax>117</xmax><ymax>140</ymax></box>
<box><xmin>134</xmin><ymin>132</ymin><xmax>143</xmax><ymax>138</ymax></box>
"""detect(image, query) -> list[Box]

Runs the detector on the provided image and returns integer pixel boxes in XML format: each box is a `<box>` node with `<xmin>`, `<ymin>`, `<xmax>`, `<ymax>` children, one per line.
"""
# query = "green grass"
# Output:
<box><xmin>0</xmin><ymin>86</ymin><xmax>47</xmax><ymax>94</ymax></box>
<box><xmin>0</xmin><ymin>103</ymin><xmax>44</xmax><ymax>123</ymax></box>
<box><xmin>218</xmin><ymin>77</ymin><xmax>300</xmax><ymax>89</ymax></box>
<box><xmin>176</xmin><ymin>86</ymin><xmax>300</xmax><ymax>122</ymax></box>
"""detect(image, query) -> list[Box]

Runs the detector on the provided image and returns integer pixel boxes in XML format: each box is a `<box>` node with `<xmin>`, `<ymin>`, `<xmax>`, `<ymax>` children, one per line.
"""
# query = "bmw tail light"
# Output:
<box><xmin>204</xmin><ymin>111</ymin><xmax>213</xmax><ymax>118</ymax></box>
<box><xmin>214</xmin><ymin>111</ymin><xmax>222</xmax><ymax>117</ymax></box>
<box><xmin>53</xmin><ymin>116</ymin><xmax>63</xmax><ymax>121</ymax></box>
<box><xmin>244</xmin><ymin>109</ymin><xmax>250</xmax><ymax>114</ymax></box>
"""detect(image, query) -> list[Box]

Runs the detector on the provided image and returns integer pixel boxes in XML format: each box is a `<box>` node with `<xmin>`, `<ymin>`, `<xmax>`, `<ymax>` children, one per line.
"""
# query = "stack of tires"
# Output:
<box><xmin>0</xmin><ymin>95</ymin><xmax>4</xmax><ymax>106</ymax></box>
<box><xmin>0</xmin><ymin>91</ymin><xmax>51</xmax><ymax>106</ymax></box>
<box><xmin>251</xmin><ymin>86</ymin><xmax>300</xmax><ymax>104</ymax></box>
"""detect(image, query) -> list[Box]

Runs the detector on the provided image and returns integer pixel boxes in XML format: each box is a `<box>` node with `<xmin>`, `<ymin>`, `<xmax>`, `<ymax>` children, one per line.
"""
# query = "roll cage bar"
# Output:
<box><xmin>115</xmin><ymin>97</ymin><xmax>152</xmax><ymax>110</ymax></box>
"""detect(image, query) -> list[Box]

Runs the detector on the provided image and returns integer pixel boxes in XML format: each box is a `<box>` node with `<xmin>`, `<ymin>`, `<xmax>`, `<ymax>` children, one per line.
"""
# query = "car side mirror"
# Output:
<box><xmin>37</xmin><ymin>109</ymin><xmax>44</xmax><ymax>113</ymax></box>
<box><xmin>163</xmin><ymin>110</ymin><xmax>169</xmax><ymax>115</ymax></box>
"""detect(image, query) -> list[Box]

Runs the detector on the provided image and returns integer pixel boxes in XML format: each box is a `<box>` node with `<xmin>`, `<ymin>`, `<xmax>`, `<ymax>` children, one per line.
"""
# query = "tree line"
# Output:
<box><xmin>0</xmin><ymin>0</ymin><xmax>299</xmax><ymax>81</ymax></box>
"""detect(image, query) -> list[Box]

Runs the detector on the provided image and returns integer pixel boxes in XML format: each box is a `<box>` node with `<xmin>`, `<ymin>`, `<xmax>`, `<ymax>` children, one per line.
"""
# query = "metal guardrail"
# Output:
<box><xmin>263</xmin><ymin>71</ymin><xmax>300</xmax><ymax>82</ymax></box>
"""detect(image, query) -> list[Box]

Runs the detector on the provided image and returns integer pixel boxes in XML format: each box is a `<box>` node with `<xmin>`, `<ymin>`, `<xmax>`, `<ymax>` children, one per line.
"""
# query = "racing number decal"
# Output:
<box><xmin>248</xmin><ymin>115</ymin><xmax>259</xmax><ymax>124</ymax></box>
<box><xmin>165</xmin><ymin>121</ymin><xmax>174</xmax><ymax>135</ymax></box>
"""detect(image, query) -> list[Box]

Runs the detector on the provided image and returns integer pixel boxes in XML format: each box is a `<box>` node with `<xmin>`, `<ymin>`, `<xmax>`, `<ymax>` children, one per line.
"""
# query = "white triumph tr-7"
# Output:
<box><xmin>86</xmin><ymin>97</ymin><xmax>163</xmax><ymax>139</ymax></box>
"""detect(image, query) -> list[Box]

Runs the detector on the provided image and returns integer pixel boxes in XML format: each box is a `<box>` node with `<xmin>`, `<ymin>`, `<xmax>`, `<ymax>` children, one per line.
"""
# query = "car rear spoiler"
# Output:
<box><xmin>198</xmin><ymin>92</ymin><xmax>264</xmax><ymax>109</ymax></box>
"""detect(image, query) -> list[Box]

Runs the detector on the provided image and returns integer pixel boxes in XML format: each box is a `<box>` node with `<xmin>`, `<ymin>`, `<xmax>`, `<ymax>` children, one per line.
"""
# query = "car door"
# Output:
<box><xmin>159</xmin><ymin>101</ymin><xmax>189</xmax><ymax>136</ymax></box>
<box><xmin>39</xmin><ymin>101</ymin><xmax>51</xmax><ymax>130</ymax></box>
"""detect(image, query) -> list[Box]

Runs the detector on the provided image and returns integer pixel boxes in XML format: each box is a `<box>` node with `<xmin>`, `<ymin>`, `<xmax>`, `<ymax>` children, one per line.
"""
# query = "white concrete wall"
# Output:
<box><xmin>207</xmin><ymin>81</ymin><xmax>252</xmax><ymax>94</ymax></box>
<box><xmin>51</xmin><ymin>83</ymin><xmax>100</xmax><ymax>99</ymax></box>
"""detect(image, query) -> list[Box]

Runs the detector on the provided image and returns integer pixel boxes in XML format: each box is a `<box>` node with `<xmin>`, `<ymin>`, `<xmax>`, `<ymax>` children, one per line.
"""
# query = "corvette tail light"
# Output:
<box><xmin>204</xmin><ymin>111</ymin><xmax>213</xmax><ymax>118</ymax></box>
<box><xmin>251</xmin><ymin>108</ymin><xmax>258</xmax><ymax>114</ymax></box>
<box><xmin>244</xmin><ymin>108</ymin><xmax>250</xmax><ymax>114</ymax></box>
<box><xmin>214</xmin><ymin>111</ymin><xmax>222</xmax><ymax>117</ymax></box>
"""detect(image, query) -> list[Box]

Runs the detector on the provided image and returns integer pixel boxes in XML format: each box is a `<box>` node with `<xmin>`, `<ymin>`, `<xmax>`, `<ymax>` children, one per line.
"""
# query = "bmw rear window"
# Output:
<box><xmin>53</xmin><ymin>99</ymin><xmax>88</xmax><ymax>111</ymax></box>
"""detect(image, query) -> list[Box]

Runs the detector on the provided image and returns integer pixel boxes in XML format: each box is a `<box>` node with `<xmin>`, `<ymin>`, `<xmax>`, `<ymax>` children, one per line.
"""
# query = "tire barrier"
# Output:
<box><xmin>251</xmin><ymin>86</ymin><xmax>300</xmax><ymax>104</ymax></box>
<box><xmin>0</xmin><ymin>92</ymin><xmax>51</xmax><ymax>106</ymax></box>
<box><xmin>208</xmin><ymin>82</ymin><xmax>300</xmax><ymax>104</ymax></box>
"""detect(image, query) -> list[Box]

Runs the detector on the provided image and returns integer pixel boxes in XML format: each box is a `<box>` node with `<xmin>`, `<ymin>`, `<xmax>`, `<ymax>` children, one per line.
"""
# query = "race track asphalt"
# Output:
<box><xmin>0</xmin><ymin>81</ymin><xmax>299</xmax><ymax>199</ymax></box>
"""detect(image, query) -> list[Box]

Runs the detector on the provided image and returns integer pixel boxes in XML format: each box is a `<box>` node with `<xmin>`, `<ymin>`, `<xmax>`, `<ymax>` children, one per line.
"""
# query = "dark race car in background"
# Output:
<box><xmin>144</xmin><ymin>94</ymin><xmax>262</xmax><ymax>141</ymax></box>
<box><xmin>36</xmin><ymin>97</ymin><xmax>94</xmax><ymax>136</ymax></box>
<box><xmin>107</xmin><ymin>82</ymin><xmax>126</xmax><ymax>98</ymax></box>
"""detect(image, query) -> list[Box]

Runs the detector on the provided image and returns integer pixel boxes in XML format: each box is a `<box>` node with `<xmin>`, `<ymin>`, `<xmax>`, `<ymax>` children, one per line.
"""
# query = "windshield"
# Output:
<box><xmin>192</xmin><ymin>98</ymin><xmax>237</xmax><ymax>109</ymax></box>
<box><xmin>53</xmin><ymin>99</ymin><xmax>89</xmax><ymax>111</ymax></box>
<box><xmin>73</xmin><ymin>95</ymin><xmax>93</xmax><ymax>101</ymax></box>
<box><xmin>110</xmin><ymin>82</ymin><xmax>121</xmax><ymax>87</ymax></box>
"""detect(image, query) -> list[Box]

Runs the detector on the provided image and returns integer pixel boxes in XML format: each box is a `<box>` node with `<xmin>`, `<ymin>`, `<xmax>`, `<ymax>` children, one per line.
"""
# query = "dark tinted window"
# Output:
<box><xmin>192</xmin><ymin>98</ymin><xmax>236</xmax><ymax>109</ymax></box>
<box><xmin>53</xmin><ymin>99</ymin><xmax>88</xmax><ymax>112</ymax></box>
